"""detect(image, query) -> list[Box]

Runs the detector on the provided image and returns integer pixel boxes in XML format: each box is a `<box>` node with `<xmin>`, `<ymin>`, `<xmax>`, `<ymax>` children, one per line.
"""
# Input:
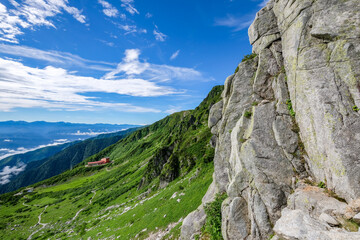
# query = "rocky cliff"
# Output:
<box><xmin>181</xmin><ymin>0</ymin><xmax>360</xmax><ymax>239</ymax></box>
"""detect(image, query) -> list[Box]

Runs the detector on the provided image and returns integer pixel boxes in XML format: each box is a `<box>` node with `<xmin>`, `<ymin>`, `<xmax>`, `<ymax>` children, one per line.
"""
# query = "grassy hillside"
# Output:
<box><xmin>0</xmin><ymin>128</ymin><xmax>138</xmax><ymax>194</ymax></box>
<box><xmin>0</xmin><ymin>85</ymin><xmax>223</xmax><ymax>240</ymax></box>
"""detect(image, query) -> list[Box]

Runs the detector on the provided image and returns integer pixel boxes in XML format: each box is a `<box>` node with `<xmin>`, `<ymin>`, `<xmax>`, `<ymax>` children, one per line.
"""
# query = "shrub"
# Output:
<box><xmin>203</xmin><ymin>193</ymin><xmax>227</xmax><ymax>240</ymax></box>
<box><xmin>317</xmin><ymin>181</ymin><xmax>326</xmax><ymax>189</ymax></box>
<box><xmin>323</xmin><ymin>188</ymin><xmax>346</xmax><ymax>203</ymax></box>
<box><xmin>342</xmin><ymin>219</ymin><xmax>359</xmax><ymax>232</ymax></box>
<box><xmin>241</xmin><ymin>53</ymin><xmax>257</xmax><ymax>63</ymax></box>
<box><xmin>76</xmin><ymin>222</ymin><xmax>87</xmax><ymax>236</ymax></box>
<box><xmin>0</xmin><ymin>222</ymin><xmax>6</xmax><ymax>230</ymax></box>
<box><xmin>234</xmin><ymin>66</ymin><xmax>239</xmax><ymax>74</ymax></box>
<box><xmin>244</xmin><ymin>111</ymin><xmax>252</xmax><ymax>119</ymax></box>
<box><xmin>286</xmin><ymin>99</ymin><xmax>296</xmax><ymax>117</ymax></box>
<box><xmin>353</xmin><ymin>105</ymin><xmax>359</xmax><ymax>112</ymax></box>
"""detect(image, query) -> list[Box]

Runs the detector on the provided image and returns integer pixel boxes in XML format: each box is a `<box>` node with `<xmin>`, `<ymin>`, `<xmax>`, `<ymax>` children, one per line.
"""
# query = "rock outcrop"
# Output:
<box><xmin>181</xmin><ymin>0</ymin><xmax>360</xmax><ymax>239</ymax></box>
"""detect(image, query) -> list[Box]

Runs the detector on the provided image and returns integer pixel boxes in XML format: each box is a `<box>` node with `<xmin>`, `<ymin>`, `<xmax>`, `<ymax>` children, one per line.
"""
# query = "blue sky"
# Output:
<box><xmin>0</xmin><ymin>0</ymin><xmax>268</xmax><ymax>125</ymax></box>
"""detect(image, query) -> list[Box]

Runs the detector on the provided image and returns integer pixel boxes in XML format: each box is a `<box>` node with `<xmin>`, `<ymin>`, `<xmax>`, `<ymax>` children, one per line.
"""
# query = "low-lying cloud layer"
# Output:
<box><xmin>0</xmin><ymin>139</ymin><xmax>69</xmax><ymax>161</ymax></box>
<box><xmin>71</xmin><ymin>130</ymin><xmax>124</xmax><ymax>136</ymax></box>
<box><xmin>0</xmin><ymin>163</ymin><xmax>26</xmax><ymax>185</ymax></box>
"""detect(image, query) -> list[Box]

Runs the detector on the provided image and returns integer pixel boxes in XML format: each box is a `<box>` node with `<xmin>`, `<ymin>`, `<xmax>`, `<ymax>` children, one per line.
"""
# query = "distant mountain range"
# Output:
<box><xmin>0</xmin><ymin>121</ymin><xmax>140</xmax><ymax>160</ymax></box>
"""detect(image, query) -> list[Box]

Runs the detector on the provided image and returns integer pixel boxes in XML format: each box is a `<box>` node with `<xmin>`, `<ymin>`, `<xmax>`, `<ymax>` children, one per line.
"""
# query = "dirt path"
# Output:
<box><xmin>27</xmin><ymin>205</ymin><xmax>48</xmax><ymax>240</ymax></box>
<box><xmin>67</xmin><ymin>190</ymin><xmax>96</xmax><ymax>223</ymax></box>
<box><xmin>89</xmin><ymin>190</ymin><xmax>96</xmax><ymax>204</ymax></box>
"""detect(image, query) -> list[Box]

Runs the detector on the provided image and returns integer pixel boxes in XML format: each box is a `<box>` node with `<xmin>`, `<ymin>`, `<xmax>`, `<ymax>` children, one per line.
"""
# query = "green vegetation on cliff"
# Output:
<box><xmin>0</xmin><ymin>85</ymin><xmax>223</xmax><ymax>240</ymax></box>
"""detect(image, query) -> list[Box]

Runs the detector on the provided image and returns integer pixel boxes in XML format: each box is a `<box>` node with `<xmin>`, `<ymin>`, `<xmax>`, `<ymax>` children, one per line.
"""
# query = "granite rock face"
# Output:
<box><xmin>181</xmin><ymin>0</ymin><xmax>360</xmax><ymax>239</ymax></box>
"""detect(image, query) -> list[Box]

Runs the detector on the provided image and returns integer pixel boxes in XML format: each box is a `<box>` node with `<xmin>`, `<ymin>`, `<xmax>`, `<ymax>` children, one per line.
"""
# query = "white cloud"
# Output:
<box><xmin>0</xmin><ymin>48</ymin><xmax>204</xmax><ymax>114</ymax></box>
<box><xmin>104</xmin><ymin>49</ymin><xmax>148</xmax><ymax>78</ymax></box>
<box><xmin>258</xmin><ymin>0</ymin><xmax>270</xmax><ymax>7</ymax></box>
<box><xmin>214</xmin><ymin>14</ymin><xmax>254</xmax><ymax>32</ymax></box>
<box><xmin>0</xmin><ymin>0</ymin><xmax>86</xmax><ymax>43</ymax></box>
<box><xmin>0</xmin><ymin>163</ymin><xmax>26</xmax><ymax>185</ymax></box>
<box><xmin>0</xmin><ymin>139</ymin><xmax>108</xmax><ymax>163</ymax></box>
<box><xmin>3</xmin><ymin>139</ymin><xmax>12</xmax><ymax>142</ymax></box>
<box><xmin>119</xmin><ymin>13</ymin><xmax>126</xmax><ymax>20</ymax></box>
<box><xmin>165</xmin><ymin>106</ymin><xmax>182</xmax><ymax>114</ymax></box>
<box><xmin>98</xmin><ymin>0</ymin><xmax>119</xmax><ymax>17</ymax></box>
<box><xmin>98</xmin><ymin>39</ymin><xmax>115</xmax><ymax>47</ymax></box>
<box><xmin>0</xmin><ymin>56</ymin><xmax>176</xmax><ymax>113</ymax></box>
<box><xmin>0</xmin><ymin>44</ymin><xmax>115</xmax><ymax>71</ymax></box>
<box><xmin>71</xmin><ymin>130</ymin><xmax>124</xmax><ymax>136</ymax></box>
<box><xmin>104</xmin><ymin>49</ymin><xmax>201</xmax><ymax>83</ymax></box>
<box><xmin>145</xmin><ymin>12</ymin><xmax>152</xmax><ymax>18</ymax></box>
<box><xmin>116</xmin><ymin>24</ymin><xmax>147</xmax><ymax>35</ymax></box>
<box><xmin>170</xmin><ymin>50</ymin><xmax>180</xmax><ymax>60</ymax></box>
<box><xmin>153</xmin><ymin>28</ymin><xmax>167</xmax><ymax>42</ymax></box>
<box><xmin>0</xmin><ymin>139</ymin><xmax>72</xmax><ymax>161</ymax></box>
<box><xmin>120</xmin><ymin>0</ymin><xmax>139</xmax><ymax>15</ymax></box>
<box><xmin>9</xmin><ymin>0</ymin><xmax>20</xmax><ymax>7</ymax></box>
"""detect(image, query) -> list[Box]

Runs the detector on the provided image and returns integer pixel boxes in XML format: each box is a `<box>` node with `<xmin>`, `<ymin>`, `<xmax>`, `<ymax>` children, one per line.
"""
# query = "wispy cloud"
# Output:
<box><xmin>165</xmin><ymin>106</ymin><xmax>182</xmax><ymax>114</ymax></box>
<box><xmin>116</xmin><ymin>24</ymin><xmax>147</xmax><ymax>35</ymax></box>
<box><xmin>214</xmin><ymin>14</ymin><xmax>254</xmax><ymax>32</ymax></box>
<box><xmin>145</xmin><ymin>12</ymin><xmax>152</xmax><ymax>18</ymax></box>
<box><xmin>0</xmin><ymin>56</ymin><xmax>175</xmax><ymax>112</ymax></box>
<box><xmin>104</xmin><ymin>49</ymin><xmax>201</xmax><ymax>83</ymax></box>
<box><xmin>170</xmin><ymin>50</ymin><xmax>180</xmax><ymax>60</ymax></box>
<box><xmin>98</xmin><ymin>0</ymin><xmax>119</xmax><ymax>17</ymax></box>
<box><xmin>153</xmin><ymin>26</ymin><xmax>167</xmax><ymax>42</ymax></box>
<box><xmin>258</xmin><ymin>0</ymin><xmax>270</xmax><ymax>7</ymax></box>
<box><xmin>0</xmin><ymin>1</ymin><xmax>86</xmax><ymax>43</ymax></box>
<box><xmin>0</xmin><ymin>163</ymin><xmax>26</xmax><ymax>185</ymax></box>
<box><xmin>98</xmin><ymin>39</ymin><xmax>115</xmax><ymax>47</ymax></box>
<box><xmin>0</xmin><ymin>45</ymin><xmax>203</xmax><ymax>113</ymax></box>
<box><xmin>0</xmin><ymin>44</ymin><xmax>115</xmax><ymax>71</ymax></box>
<box><xmin>120</xmin><ymin>0</ymin><xmax>139</xmax><ymax>15</ymax></box>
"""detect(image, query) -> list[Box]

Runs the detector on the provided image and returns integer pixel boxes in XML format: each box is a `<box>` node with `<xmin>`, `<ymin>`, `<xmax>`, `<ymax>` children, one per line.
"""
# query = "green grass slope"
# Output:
<box><xmin>0</xmin><ymin>85</ymin><xmax>223</xmax><ymax>240</ymax></box>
